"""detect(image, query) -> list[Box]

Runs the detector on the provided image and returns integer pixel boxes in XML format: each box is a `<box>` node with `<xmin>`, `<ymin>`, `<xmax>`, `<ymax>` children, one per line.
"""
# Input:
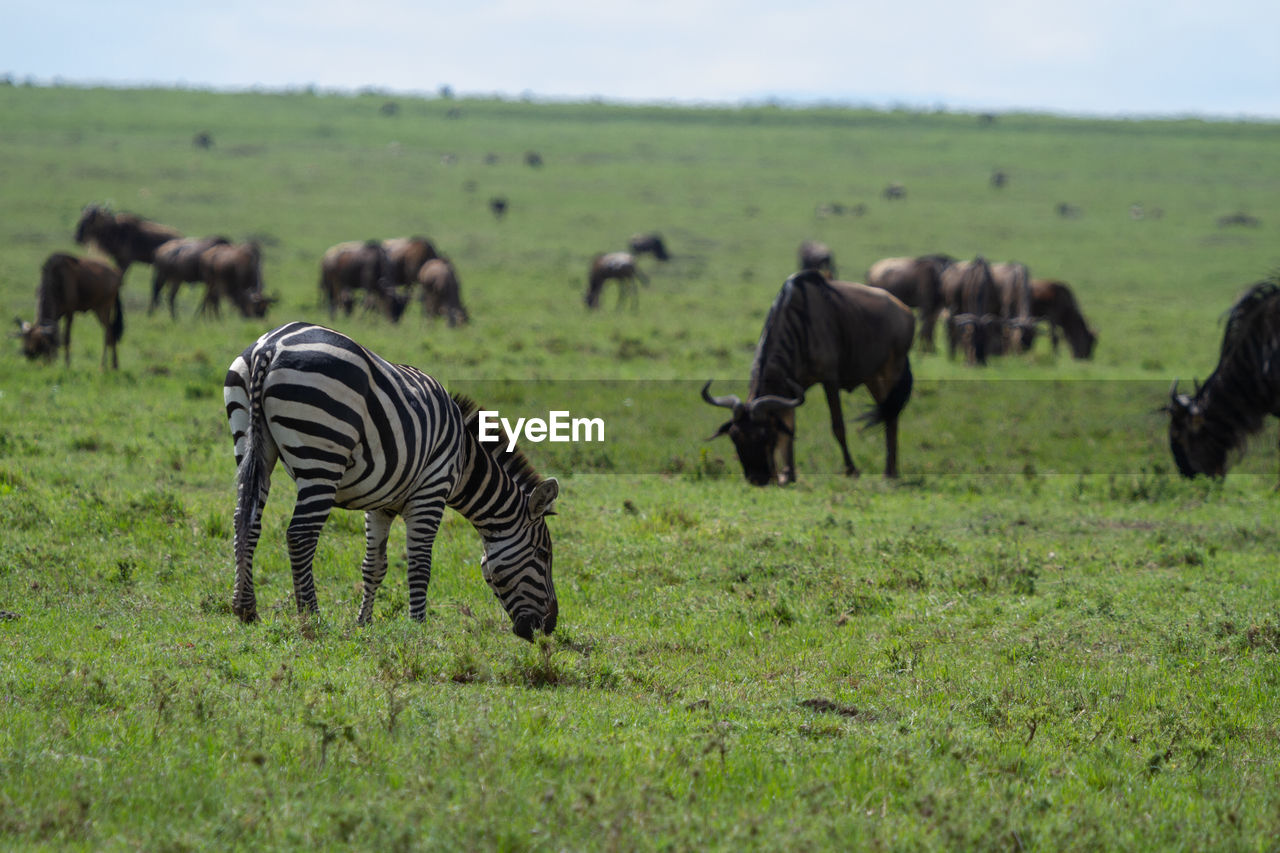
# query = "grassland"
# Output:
<box><xmin>1</xmin><ymin>84</ymin><xmax>1279</xmax><ymax>850</ymax></box>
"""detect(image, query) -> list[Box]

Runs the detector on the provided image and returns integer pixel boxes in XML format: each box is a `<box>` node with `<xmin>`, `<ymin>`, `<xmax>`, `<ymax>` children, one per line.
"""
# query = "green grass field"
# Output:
<box><xmin>1</xmin><ymin>84</ymin><xmax>1279</xmax><ymax>850</ymax></box>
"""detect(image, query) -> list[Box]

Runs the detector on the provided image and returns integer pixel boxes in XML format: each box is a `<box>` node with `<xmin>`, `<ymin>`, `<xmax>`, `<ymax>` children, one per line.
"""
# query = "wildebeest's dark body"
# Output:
<box><xmin>74</xmin><ymin>204</ymin><xmax>181</xmax><ymax>279</ymax></box>
<box><xmin>16</xmin><ymin>253</ymin><xmax>124</xmax><ymax>369</ymax></box>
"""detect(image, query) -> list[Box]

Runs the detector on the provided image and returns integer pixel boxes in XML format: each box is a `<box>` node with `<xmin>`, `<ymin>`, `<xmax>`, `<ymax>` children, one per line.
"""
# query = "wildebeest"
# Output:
<box><xmin>989</xmin><ymin>261</ymin><xmax>1036</xmax><ymax>353</ymax></box>
<box><xmin>866</xmin><ymin>254</ymin><xmax>953</xmax><ymax>352</ymax></box>
<box><xmin>1168</xmin><ymin>278</ymin><xmax>1280</xmax><ymax>480</ymax></box>
<box><xmin>382</xmin><ymin>236</ymin><xmax>439</xmax><ymax>286</ymax></box>
<box><xmin>702</xmin><ymin>270</ymin><xmax>914</xmax><ymax>485</ymax></box>
<box><xmin>150</xmin><ymin>236</ymin><xmax>230</xmax><ymax>317</ymax></box>
<box><xmin>73</xmin><ymin>204</ymin><xmax>181</xmax><ymax>280</ymax></box>
<box><xmin>15</xmin><ymin>253</ymin><xmax>123</xmax><ymax>369</ymax></box>
<box><xmin>883</xmin><ymin>183</ymin><xmax>906</xmax><ymax>200</ymax></box>
<box><xmin>940</xmin><ymin>258</ymin><xmax>1000</xmax><ymax>364</ymax></box>
<box><xmin>489</xmin><ymin>197</ymin><xmax>508</xmax><ymax>219</ymax></box>
<box><xmin>417</xmin><ymin>258</ymin><xmax>470</xmax><ymax>327</ymax></box>
<box><xmin>202</xmin><ymin>241</ymin><xmax>271</xmax><ymax>318</ymax></box>
<box><xmin>629</xmin><ymin>232</ymin><xmax>670</xmax><ymax>261</ymax></box>
<box><xmin>319</xmin><ymin>240</ymin><xmax>407</xmax><ymax>322</ymax></box>
<box><xmin>584</xmin><ymin>252</ymin><xmax>648</xmax><ymax>310</ymax></box>
<box><xmin>1029</xmin><ymin>278</ymin><xmax>1097</xmax><ymax>359</ymax></box>
<box><xmin>798</xmin><ymin>240</ymin><xmax>836</xmax><ymax>279</ymax></box>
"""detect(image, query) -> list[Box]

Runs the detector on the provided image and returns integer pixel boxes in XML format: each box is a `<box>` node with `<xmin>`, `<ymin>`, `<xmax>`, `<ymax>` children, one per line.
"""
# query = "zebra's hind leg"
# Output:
<box><xmin>356</xmin><ymin>509</ymin><xmax>396</xmax><ymax>625</ymax></box>
<box><xmin>232</xmin><ymin>474</ymin><xmax>271</xmax><ymax>623</ymax></box>
<box><xmin>402</xmin><ymin>496</ymin><xmax>447</xmax><ymax>622</ymax></box>
<box><xmin>285</xmin><ymin>477</ymin><xmax>340</xmax><ymax>616</ymax></box>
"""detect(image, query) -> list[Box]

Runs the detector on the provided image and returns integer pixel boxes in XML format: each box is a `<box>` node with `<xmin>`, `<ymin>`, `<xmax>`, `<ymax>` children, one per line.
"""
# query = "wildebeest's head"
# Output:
<box><xmin>74</xmin><ymin>204</ymin><xmax>109</xmax><ymax>245</ymax></box>
<box><xmin>13</xmin><ymin>318</ymin><xmax>58</xmax><ymax>361</ymax></box>
<box><xmin>1166</xmin><ymin>380</ymin><xmax>1224</xmax><ymax>478</ymax></box>
<box><xmin>702</xmin><ymin>381</ymin><xmax>802</xmax><ymax>486</ymax></box>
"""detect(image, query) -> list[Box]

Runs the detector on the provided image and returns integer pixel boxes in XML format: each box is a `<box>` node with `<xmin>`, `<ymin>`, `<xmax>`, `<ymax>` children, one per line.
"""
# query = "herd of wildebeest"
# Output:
<box><xmin>12</xmin><ymin>201</ymin><xmax>1280</xmax><ymax>486</ymax></box>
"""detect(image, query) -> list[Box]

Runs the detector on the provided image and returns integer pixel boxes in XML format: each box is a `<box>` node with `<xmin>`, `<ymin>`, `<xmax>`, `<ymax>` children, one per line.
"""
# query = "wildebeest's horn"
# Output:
<box><xmin>748</xmin><ymin>394</ymin><xmax>803</xmax><ymax>417</ymax></box>
<box><xmin>1169</xmin><ymin>379</ymin><xmax>1180</xmax><ymax>401</ymax></box>
<box><xmin>701</xmin><ymin>381</ymin><xmax>743</xmax><ymax>414</ymax></box>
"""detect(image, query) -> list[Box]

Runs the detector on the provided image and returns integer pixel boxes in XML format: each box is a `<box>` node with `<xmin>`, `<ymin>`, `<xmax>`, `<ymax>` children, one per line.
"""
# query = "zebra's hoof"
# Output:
<box><xmin>234</xmin><ymin>606</ymin><xmax>258</xmax><ymax>624</ymax></box>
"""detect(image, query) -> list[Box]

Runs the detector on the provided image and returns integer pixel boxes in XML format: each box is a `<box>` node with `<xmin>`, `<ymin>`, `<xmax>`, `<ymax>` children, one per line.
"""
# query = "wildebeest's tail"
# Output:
<box><xmin>111</xmin><ymin>293</ymin><xmax>124</xmax><ymax>344</ymax></box>
<box><xmin>233</xmin><ymin>345</ymin><xmax>273</xmax><ymax>573</ymax></box>
<box><xmin>860</xmin><ymin>356</ymin><xmax>913</xmax><ymax>429</ymax></box>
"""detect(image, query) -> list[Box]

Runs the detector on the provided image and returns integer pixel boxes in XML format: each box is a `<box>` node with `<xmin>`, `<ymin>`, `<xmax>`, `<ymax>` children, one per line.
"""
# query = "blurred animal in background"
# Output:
<box><xmin>941</xmin><ymin>258</ymin><xmax>999</xmax><ymax>365</ymax></box>
<box><xmin>319</xmin><ymin>240</ymin><xmax>407</xmax><ymax>322</ymax></box>
<box><xmin>150</xmin><ymin>236</ymin><xmax>230</xmax><ymax>317</ymax></box>
<box><xmin>489</xmin><ymin>197</ymin><xmax>508</xmax><ymax>219</ymax></box>
<box><xmin>989</xmin><ymin>261</ymin><xmax>1036</xmax><ymax>353</ymax></box>
<box><xmin>628</xmin><ymin>232</ymin><xmax>670</xmax><ymax>261</ymax></box>
<box><xmin>382</xmin><ymin>236</ymin><xmax>439</xmax><ymax>287</ymax></box>
<box><xmin>866</xmin><ymin>254</ymin><xmax>953</xmax><ymax>352</ymax></box>
<box><xmin>798</xmin><ymin>240</ymin><xmax>836</xmax><ymax>280</ymax></box>
<box><xmin>1029</xmin><ymin>278</ymin><xmax>1097</xmax><ymax>359</ymax></box>
<box><xmin>702</xmin><ymin>270</ymin><xmax>915</xmax><ymax>485</ymax></box>
<box><xmin>74</xmin><ymin>203</ymin><xmax>181</xmax><ymax>281</ymax></box>
<box><xmin>202</xmin><ymin>241</ymin><xmax>272</xmax><ymax>318</ymax></box>
<box><xmin>15</xmin><ymin>253</ymin><xmax>124</xmax><ymax>368</ymax></box>
<box><xmin>883</xmin><ymin>183</ymin><xmax>906</xmax><ymax>200</ymax></box>
<box><xmin>417</xmin><ymin>258</ymin><xmax>470</xmax><ymax>327</ymax></box>
<box><xmin>584</xmin><ymin>252</ymin><xmax>648</xmax><ymax>310</ymax></box>
<box><xmin>1168</xmin><ymin>278</ymin><xmax>1280</xmax><ymax>481</ymax></box>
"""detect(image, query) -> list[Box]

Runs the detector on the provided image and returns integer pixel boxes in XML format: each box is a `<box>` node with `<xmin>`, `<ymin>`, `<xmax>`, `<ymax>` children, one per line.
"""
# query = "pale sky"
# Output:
<box><xmin>5</xmin><ymin>0</ymin><xmax>1279</xmax><ymax>118</ymax></box>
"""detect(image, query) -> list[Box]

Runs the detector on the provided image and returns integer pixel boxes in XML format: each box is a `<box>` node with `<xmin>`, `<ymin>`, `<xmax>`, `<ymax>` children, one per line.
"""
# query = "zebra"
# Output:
<box><xmin>223</xmin><ymin>322</ymin><xmax>559</xmax><ymax>640</ymax></box>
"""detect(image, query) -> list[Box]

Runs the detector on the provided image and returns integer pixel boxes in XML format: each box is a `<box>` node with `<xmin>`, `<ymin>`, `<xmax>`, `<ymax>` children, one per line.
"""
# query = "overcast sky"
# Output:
<box><xmin>6</xmin><ymin>0</ymin><xmax>1278</xmax><ymax>118</ymax></box>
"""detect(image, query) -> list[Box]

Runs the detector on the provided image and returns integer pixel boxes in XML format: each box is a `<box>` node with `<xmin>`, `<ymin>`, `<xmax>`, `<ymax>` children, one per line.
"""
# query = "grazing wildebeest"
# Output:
<box><xmin>73</xmin><ymin>204</ymin><xmax>181</xmax><ymax>280</ymax></box>
<box><xmin>16</xmin><ymin>253</ymin><xmax>123</xmax><ymax>369</ymax></box>
<box><xmin>702</xmin><ymin>270</ymin><xmax>914</xmax><ymax>485</ymax></box>
<box><xmin>989</xmin><ymin>261</ymin><xmax>1036</xmax><ymax>353</ymax></box>
<box><xmin>382</xmin><ymin>236</ymin><xmax>439</xmax><ymax>287</ymax></box>
<box><xmin>150</xmin><ymin>236</ymin><xmax>230</xmax><ymax>317</ymax></box>
<box><xmin>798</xmin><ymin>240</ymin><xmax>836</xmax><ymax>279</ymax></box>
<box><xmin>202</xmin><ymin>241</ymin><xmax>270</xmax><ymax>318</ymax></box>
<box><xmin>584</xmin><ymin>252</ymin><xmax>648</xmax><ymax>310</ymax></box>
<box><xmin>940</xmin><ymin>258</ymin><xmax>1000</xmax><ymax>365</ymax></box>
<box><xmin>417</xmin><ymin>258</ymin><xmax>470</xmax><ymax>327</ymax></box>
<box><xmin>629</xmin><ymin>232</ymin><xmax>670</xmax><ymax>261</ymax></box>
<box><xmin>866</xmin><ymin>254</ymin><xmax>953</xmax><ymax>352</ymax></box>
<box><xmin>1029</xmin><ymin>278</ymin><xmax>1097</xmax><ymax>359</ymax></box>
<box><xmin>1168</xmin><ymin>278</ymin><xmax>1280</xmax><ymax>482</ymax></box>
<box><xmin>319</xmin><ymin>240</ymin><xmax>407</xmax><ymax>322</ymax></box>
<box><xmin>525</xmin><ymin>151</ymin><xmax>543</xmax><ymax>167</ymax></box>
<box><xmin>883</xmin><ymin>183</ymin><xmax>906</xmax><ymax>200</ymax></box>
<box><xmin>489</xmin><ymin>197</ymin><xmax>508</xmax><ymax>219</ymax></box>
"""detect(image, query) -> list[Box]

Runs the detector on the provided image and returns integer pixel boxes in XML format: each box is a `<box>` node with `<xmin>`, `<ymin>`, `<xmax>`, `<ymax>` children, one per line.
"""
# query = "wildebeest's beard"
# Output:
<box><xmin>728</xmin><ymin>417</ymin><xmax>784</xmax><ymax>486</ymax></box>
<box><xmin>1166</xmin><ymin>387</ymin><xmax>1226</xmax><ymax>478</ymax></box>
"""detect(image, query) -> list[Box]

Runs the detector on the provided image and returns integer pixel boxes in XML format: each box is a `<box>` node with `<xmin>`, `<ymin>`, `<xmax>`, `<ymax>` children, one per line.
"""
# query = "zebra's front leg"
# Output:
<box><xmin>285</xmin><ymin>478</ymin><xmax>339</xmax><ymax>616</ymax></box>
<box><xmin>356</xmin><ymin>509</ymin><xmax>396</xmax><ymax>625</ymax></box>
<box><xmin>402</xmin><ymin>497</ymin><xmax>446</xmax><ymax>622</ymax></box>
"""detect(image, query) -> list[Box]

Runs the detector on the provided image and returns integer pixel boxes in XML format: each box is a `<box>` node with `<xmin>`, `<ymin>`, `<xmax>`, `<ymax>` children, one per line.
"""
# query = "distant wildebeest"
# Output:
<box><xmin>702</xmin><ymin>270</ymin><xmax>915</xmax><ymax>485</ymax></box>
<box><xmin>1168</xmin><ymin>278</ymin><xmax>1280</xmax><ymax>481</ymax></box>
<box><xmin>74</xmin><ymin>204</ymin><xmax>182</xmax><ymax>281</ymax></box>
<box><xmin>584</xmin><ymin>252</ymin><xmax>648</xmax><ymax>310</ymax></box>
<box><xmin>489</xmin><ymin>197</ymin><xmax>508</xmax><ymax>219</ymax></box>
<box><xmin>382</xmin><ymin>236</ymin><xmax>439</xmax><ymax>286</ymax></box>
<box><xmin>1029</xmin><ymin>278</ymin><xmax>1097</xmax><ymax>359</ymax></box>
<box><xmin>150</xmin><ymin>236</ymin><xmax>230</xmax><ymax>317</ymax></box>
<box><xmin>991</xmin><ymin>169</ymin><xmax>1007</xmax><ymax>189</ymax></box>
<box><xmin>193</xmin><ymin>131</ymin><xmax>214</xmax><ymax>149</ymax></box>
<box><xmin>202</xmin><ymin>241</ymin><xmax>272</xmax><ymax>318</ymax></box>
<box><xmin>417</xmin><ymin>258</ymin><xmax>469</xmax><ymax>327</ymax></box>
<box><xmin>1217</xmin><ymin>212</ymin><xmax>1261</xmax><ymax>228</ymax></box>
<box><xmin>866</xmin><ymin>254</ymin><xmax>953</xmax><ymax>352</ymax></box>
<box><xmin>525</xmin><ymin>151</ymin><xmax>543</xmax><ymax>168</ymax></box>
<box><xmin>940</xmin><ymin>258</ymin><xmax>1000</xmax><ymax>365</ymax></box>
<box><xmin>15</xmin><ymin>253</ymin><xmax>124</xmax><ymax>369</ymax></box>
<box><xmin>1056</xmin><ymin>202</ymin><xmax>1082</xmax><ymax>219</ymax></box>
<box><xmin>798</xmin><ymin>240</ymin><xmax>836</xmax><ymax>279</ymax></box>
<box><xmin>989</xmin><ymin>262</ymin><xmax>1036</xmax><ymax>353</ymax></box>
<box><xmin>883</xmin><ymin>183</ymin><xmax>906</xmax><ymax>200</ymax></box>
<box><xmin>319</xmin><ymin>240</ymin><xmax>407</xmax><ymax>322</ymax></box>
<box><xmin>628</xmin><ymin>233</ymin><xmax>670</xmax><ymax>262</ymax></box>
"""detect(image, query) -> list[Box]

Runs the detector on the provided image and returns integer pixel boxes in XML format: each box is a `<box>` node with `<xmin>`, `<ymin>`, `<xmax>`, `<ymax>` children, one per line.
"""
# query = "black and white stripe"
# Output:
<box><xmin>223</xmin><ymin>322</ymin><xmax>558</xmax><ymax>639</ymax></box>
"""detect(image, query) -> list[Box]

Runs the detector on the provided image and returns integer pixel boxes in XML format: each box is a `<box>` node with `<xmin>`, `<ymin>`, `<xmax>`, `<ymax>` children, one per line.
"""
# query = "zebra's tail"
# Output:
<box><xmin>233</xmin><ymin>345</ymin><xmax>273</xmax><ymax>583</ymax></box>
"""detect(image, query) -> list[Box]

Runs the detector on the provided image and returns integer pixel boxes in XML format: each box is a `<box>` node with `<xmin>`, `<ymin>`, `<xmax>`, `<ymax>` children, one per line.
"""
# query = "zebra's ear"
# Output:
<box><xmin>529</xmin><ymin>478</ymin><xmax>559</xmax><ymax>519</ymax></box>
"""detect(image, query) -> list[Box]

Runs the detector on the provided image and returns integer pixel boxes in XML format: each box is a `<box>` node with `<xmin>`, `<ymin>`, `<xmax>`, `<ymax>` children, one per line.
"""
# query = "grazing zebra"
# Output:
<box><xmin>223</xmin><ymin>322</ymin><xmax>559</xmax><ymax>639</ymax></box>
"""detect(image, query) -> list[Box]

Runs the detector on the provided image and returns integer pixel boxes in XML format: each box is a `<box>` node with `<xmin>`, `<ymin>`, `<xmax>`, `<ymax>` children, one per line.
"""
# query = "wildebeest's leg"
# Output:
<box><xmin>1050</xmin><ymin>320</ymin><xmax>1061</xmax><ymax>355</ymax></box>
<box><xmin>776</xmin><ymin>408</ymin><xmax>798</xmax><ymax>485</ymax></box>
<box><xmin>61</xmin><ymin>314</ymin><xmax>73</xmax><ymax>366</ymax></box>
<box><xmin>166</xmin><ymin>279</ymin><xmax>182</xmax><ymax>320</ymax></box>
<box><xmin>149</xmin><ymin>270</ymin><xmax>165</xmax><ymax>315</ymax></box>
<box><xmin>285</xmin><ymin>476</ymin><xmax>340</xmax><ymax>615</ymax></box>
<box><xmin>920</xmin><ymin>307</ymin><xmax>938</xmax><ymax>353</ymax></box>
<box><xmin>402</xmin><ymin>496</ymin><xmax>447</xmax><ymax>622</ymax></box>
<box><xmin>823</xmin><ymin>383</ymin><xmax>858</xmax><ymax>477</ymax></box>
<box><xmin>356</xmin><ymin>509</ymin><xmax>396</xmax><ymax>625</ymax></box>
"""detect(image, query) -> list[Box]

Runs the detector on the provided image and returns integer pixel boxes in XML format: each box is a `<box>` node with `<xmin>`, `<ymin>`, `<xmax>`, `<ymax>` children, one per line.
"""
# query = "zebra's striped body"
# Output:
<box><xmin>223</xmin><ymin>322</ymin><xmax>558</xmax><ymax>639</ymax></box>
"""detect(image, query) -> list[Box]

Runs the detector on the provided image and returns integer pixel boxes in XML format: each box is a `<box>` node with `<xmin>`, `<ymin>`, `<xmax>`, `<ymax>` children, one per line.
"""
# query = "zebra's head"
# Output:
<box><xmin>481</xmin><ymin>477</ymin><xmax>560</xmax><ymax>641</ymax></box>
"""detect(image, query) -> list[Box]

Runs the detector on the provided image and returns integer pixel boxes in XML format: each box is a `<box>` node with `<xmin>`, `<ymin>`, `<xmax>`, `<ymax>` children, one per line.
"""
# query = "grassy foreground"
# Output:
<box><xmin>1</xmin><ymin>85</ymin><xmax>1279</xmax><ymax>850</ymax></box>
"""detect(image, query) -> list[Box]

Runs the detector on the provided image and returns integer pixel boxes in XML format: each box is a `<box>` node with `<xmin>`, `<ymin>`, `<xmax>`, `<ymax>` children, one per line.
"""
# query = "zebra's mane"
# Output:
<box><xmin>452</xmin><ymin>393</ymin><xmax>545</xmax><ymax>492</ymax></box>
